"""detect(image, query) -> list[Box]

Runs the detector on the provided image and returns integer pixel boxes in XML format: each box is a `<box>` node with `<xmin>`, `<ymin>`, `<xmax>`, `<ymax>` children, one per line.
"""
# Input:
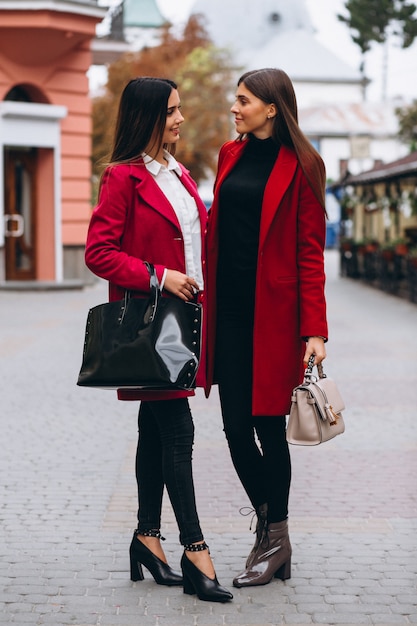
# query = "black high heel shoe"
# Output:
<box><xmin>129</xmin><ymin>529</ymin><xmax>183</xmax><ymax>586</ymax></box>
<box><xmin>181</xmin><ymin>542</ymin><xmax>233</xmax><ymax>602</ymax></box>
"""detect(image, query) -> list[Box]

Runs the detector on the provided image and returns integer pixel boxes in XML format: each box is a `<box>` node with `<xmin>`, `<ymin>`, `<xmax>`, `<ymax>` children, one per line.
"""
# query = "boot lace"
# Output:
<box><xmin>239</xmin><ymin>506</ymin><xmax>268</xmax><ymax>541</ymax></box>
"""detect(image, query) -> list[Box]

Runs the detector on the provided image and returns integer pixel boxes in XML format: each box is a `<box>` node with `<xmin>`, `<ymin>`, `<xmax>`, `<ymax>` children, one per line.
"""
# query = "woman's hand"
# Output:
<box><xmin>303</xmin><ymin>336</ymin><xmax>326</xmax><ymax>367</ymax></box>
<box><xmin>164</xmin><ymin>270</ymin><xmax>199</xmax><ymax>301</ymax></box>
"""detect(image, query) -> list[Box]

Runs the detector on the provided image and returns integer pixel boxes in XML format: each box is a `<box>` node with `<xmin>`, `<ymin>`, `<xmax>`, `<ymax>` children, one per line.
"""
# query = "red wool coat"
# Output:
<box><xmin>205</xmin><ymin>140</ymin><xmax>328</xmax><ymax>416</ymax></box>
<box><xmin>85</xmin><ymin>160</ymin><xmax>208</xmax><ymax>402</ymax></box>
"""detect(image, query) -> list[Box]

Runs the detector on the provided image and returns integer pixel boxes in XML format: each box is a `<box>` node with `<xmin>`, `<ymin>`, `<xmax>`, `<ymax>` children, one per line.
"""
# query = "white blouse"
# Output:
<box><xmin>142</xmin><ymin>151</ymin><xmax>204</xmax><ymax>291</ymax></box>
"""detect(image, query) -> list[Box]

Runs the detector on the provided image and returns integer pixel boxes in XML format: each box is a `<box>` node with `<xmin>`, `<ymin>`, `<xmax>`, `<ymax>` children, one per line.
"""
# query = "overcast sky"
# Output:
<box><xmin>156</xmin><ymin>0</ymin><xmax>417</xmax><ymax>103</ymax></box>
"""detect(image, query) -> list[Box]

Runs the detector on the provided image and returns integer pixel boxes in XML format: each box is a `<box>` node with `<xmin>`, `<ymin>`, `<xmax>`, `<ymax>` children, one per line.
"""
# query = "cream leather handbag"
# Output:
<box><xmin>286</xmin><ymin>356</ymin><xmax>345</xmax><ymax>445</ymax></box>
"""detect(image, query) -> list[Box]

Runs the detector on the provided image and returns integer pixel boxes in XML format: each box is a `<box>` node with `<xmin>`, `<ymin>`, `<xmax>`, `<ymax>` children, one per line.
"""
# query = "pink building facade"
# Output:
<box><xmin>0</xmin><ymin>0</ymin><xmax>105</xmax><ymax>284</ymax></box>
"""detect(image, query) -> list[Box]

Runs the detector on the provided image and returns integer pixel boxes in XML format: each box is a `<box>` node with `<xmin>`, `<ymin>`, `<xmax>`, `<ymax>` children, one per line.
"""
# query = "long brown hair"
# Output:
<box><xmin>237</xmin><ymin>68</ymin><xmax>326</xmax><ymax>210</ymax></box>
<box><xmin>110</xmin><ymin>77</ymin><xmax>178</xmax><ymax>164</ymax></box>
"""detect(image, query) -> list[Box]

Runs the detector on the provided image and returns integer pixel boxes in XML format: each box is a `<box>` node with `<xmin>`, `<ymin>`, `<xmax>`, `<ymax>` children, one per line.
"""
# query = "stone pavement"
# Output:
<box><xmin>0</xmin><ymin>249</ymin><xmax>416</xmax><ymax>626</ymax></box>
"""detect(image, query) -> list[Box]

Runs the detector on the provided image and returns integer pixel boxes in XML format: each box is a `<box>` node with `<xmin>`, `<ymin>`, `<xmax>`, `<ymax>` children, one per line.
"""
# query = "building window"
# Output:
<box><xmin>269</xmin><ymin>12</ymin><xmax>280</xmax><ymax>23</ymax></box>
<box><xmin>4</xmin><ymin>86</ymin><xmax>32</xmax><ymax>102</ymax></box>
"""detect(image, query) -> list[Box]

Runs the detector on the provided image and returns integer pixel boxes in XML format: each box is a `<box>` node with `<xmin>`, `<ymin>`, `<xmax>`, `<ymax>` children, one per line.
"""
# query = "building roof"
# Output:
<box><xmin>0</xmin><ymin>0</ymin><xmax>106</xmax><ymax>17</ymax></box>
<box><xmin>123</xmin><ymin>0</ymin><xmax>166</xmax><ymax>28</ymax></box>
<box><xmin>191</xmin><ymin>0</ymin><xmax>362</xmax><ymax>85</ymax></box>
<box><xmin>299</xmin><ymin>101</ymin><xmax>402</xmax><ymax>138</ymax></box>
<box><xmin>192</xmin><ymin>0</ymin><xmax>315</xmax><ymax>53</ymax></box>
<box><xmin>243</xmin><ymin>29</ymin><xmax>361</xmax><ymax>83</ymax></box>
<box><xmin>344</xmin><ymin>151</ymin><xmax>417</xmax><ymax>184</ymax></box>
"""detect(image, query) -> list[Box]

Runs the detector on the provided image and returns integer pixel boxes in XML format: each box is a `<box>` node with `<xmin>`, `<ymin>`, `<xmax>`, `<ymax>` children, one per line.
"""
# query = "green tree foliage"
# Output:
<box><xmin>396</xmin><ymin>100</ymin><xmax>417</xmax><ymax>150</ymax></box>
<box><xmin>92</xmin><ymin>15</ymin><xmax>235</xmax><ymax>184</ymax></box>
<box><xmin>339</xmin><ymin>0</ymin><xmax>417</xmax><ymax>53</ymax></box>
<box><xmin>338</xmin><ymin>0</ymin><xmax>417</xmax><ymax>93</ymax></box>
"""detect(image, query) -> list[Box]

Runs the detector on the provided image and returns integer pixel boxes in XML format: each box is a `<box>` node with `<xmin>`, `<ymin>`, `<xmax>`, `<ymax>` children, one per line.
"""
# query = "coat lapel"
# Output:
<box><xmin>129</xmin><ymin>161</ymin><xmax>208</xmax><ymax>235</ymax></box>
<box><xmin>259</xmin><ymin>145</ymin><xmax>298</xmax><ymax>249</ymax></box>
<box><xmin>177</xmin><ymin>164</ymin><xmax>208</xmax><ymax>230</ymax></box>
<box><xmin>129</xmin><ymin>162</ymin><xmax>182</xmax><ymax>230</ymax></box>
<box><xmin>214</xmin><ymin>141</ymin><xmax>246</xmax><ymax>194</ymax></box>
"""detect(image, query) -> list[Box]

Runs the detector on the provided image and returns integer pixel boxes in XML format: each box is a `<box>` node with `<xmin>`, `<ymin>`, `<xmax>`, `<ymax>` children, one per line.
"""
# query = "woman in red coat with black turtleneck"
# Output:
<box><xmin>205</xmin><ymin>68</ymin><xmax>328</xmax><ymax>589</ymax></box>
<box><xmin>85</xmin><ymin>77</ymin><xmax>232</xmax><ymax>603</ymax></box>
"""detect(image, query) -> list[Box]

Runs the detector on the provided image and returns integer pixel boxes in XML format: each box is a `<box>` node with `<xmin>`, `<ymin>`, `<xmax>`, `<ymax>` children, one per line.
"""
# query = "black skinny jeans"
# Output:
<box><xmin>135</xmin><ymin>398</ymin><xmax>203</xmax><ymax>545</ymax></box>
<box><xmin>216</xmin><ymin>320</ymin><xmax>291</xmax><ymax>523</ymax></box>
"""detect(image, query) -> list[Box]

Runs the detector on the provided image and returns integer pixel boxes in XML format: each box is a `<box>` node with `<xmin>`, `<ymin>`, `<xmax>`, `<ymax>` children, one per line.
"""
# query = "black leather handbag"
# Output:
<box><xmin>77</xmin><ymin>263</ymin><xmax>202</xmax><ymax>390</ymax></box>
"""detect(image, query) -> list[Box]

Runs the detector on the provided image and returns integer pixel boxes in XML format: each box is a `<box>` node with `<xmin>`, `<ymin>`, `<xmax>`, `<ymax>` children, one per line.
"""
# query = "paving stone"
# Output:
<box><xmin>0</xmin><ymin>251</ymin><xmax>416</xmax><ymax>626</ymax></box>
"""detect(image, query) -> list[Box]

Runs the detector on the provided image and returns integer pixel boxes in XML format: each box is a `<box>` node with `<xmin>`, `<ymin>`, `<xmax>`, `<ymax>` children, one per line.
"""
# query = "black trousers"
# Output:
<box><xmin>216</xmin><ymin>319</ymin><xmax>291</xmax><ymax>523</ymax></box>
<box><xmin>135</xmin><ymin>398</ymin><xmax>203</xmax><ymax>545</ymax></box>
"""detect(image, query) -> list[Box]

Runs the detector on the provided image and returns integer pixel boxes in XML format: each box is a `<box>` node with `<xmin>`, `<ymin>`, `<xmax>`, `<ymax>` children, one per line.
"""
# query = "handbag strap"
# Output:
<box><xmin>143</xmin><ymin>261</ymin><xmax>160</xmax><ymax>322</ymax></box>
<box><xmin>304</xmin><ymin>354</ymin><xmax>326</xmax><ymax>381</ymax></box>
<box><xmin>120</xmin><ymin>262</ymin><xmax>160</xmax><ymax>324</ymax></box>
<box><xmin>144</xmin><ymin>261</ymin><xmax>159</xmax><ymax>290</ymax></box>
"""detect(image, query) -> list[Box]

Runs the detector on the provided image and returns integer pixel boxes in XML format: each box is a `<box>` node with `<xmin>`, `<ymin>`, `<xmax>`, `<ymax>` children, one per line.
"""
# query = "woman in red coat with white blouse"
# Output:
<box><xmin>85</xmin><ymin>77</ymin><xmax>232</xmax><ymax>603</ymax></box>
<box><xmin>205</xmin><ymin>68</ymin><xmax>328</xmax><ymax>588</ymax></box>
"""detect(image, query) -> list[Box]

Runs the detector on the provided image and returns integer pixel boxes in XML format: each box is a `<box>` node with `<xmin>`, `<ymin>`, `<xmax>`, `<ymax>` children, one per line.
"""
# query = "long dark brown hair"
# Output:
<box><xmin>237</xmin><ymin>68</ymin><xmax>326</xmax><ymax>209</ymax></box>
<box><xmin>110</xmin><ymin>77</ymin><xmax>178</xmax><ymax>164</ymax></box>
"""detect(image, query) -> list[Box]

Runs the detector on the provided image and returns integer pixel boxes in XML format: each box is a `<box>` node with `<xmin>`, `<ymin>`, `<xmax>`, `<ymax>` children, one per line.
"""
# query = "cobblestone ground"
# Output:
<box><xmin>0</xmin><ymin>249</ymin><xmax>416</xmax><ymax>626</ymax></box>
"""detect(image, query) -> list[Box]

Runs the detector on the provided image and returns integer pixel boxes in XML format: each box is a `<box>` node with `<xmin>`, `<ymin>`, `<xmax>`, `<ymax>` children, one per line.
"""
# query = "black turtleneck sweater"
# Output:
<box><xmin>216</xmin><ymin>134</ymin><xmax>280</xmax><ymax>322</ymax></box>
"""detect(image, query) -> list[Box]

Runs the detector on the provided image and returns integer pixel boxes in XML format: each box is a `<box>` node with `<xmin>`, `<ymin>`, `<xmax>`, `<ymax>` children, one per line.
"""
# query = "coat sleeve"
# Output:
<box><xmin>85</xmin><ymin>166</ymin><xmax>163</xmax><ymax>293</ymax></box>
<box><xmin>296</xmin><ymin>171</ymin><xmax>328</xmax><ymax>341</ymax></box>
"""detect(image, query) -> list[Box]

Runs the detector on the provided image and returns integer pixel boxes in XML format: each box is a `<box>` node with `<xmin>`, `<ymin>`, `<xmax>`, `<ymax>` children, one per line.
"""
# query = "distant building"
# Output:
<box><xmin>91</xmin><ymin>0</ymin><xmax>168</xmax><ymax>69</ymax></box>
<box><xmin>0</xmin><ymin>0</ymin><xmax>105</xmax><ymax>286</ymax></box>
<box><xmin>190</xmin><ymin>0</ymin><xmax>408</xmax><ymax>182</ymax></box>
<box><xmin>299</xmin><ymin>100</ymin><xmax>408</xmax><ymax>181</ymax></box>
<box><xmin>191</xmin><ymin>0</ymin><xmax>366</xmax><ymax>107</ymax></box>
<box><xmin>89</xmin><ymin>0</ymin><xmax>409</xmax><ymax>187</ymax></box>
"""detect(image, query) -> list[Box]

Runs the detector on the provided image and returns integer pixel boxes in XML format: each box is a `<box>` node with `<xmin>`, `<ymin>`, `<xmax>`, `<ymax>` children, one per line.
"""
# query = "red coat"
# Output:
<box><xmin>205</xmin><ymin>140</ymin><xmax>328</xmax><ymax>416</ymax></box>
<box><xmin>85</xmin><ymin>160</ymin><xmax>208</xmax><ymax>401</ymax></box>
